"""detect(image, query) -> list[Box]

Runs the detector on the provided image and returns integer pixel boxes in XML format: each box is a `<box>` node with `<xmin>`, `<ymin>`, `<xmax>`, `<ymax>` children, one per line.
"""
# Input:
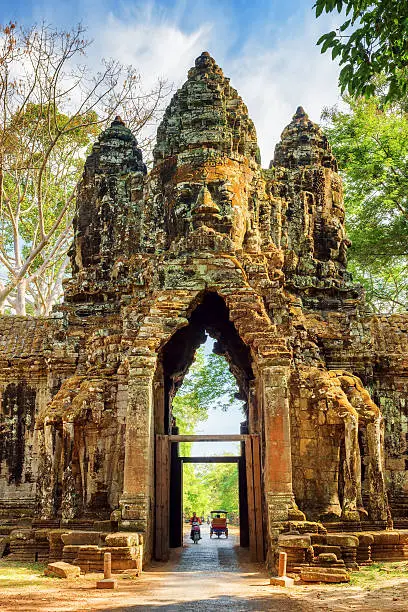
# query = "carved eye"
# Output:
<box><xmin>217</xmin><ymin>184</ymin><xmax>233</xmax><ymax>203</ymax></box>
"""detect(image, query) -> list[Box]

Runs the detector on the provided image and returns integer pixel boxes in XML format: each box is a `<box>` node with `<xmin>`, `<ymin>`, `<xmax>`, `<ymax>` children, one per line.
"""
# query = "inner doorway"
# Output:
<box><xmin>156</xmin><ymin>433</ymin><xmax>263</xmax><ymax>562</ymax></box>
<box><xmin>182</xmin><ymin>456</ymin><xmax>240</xmax><ymax>545</ymax></box>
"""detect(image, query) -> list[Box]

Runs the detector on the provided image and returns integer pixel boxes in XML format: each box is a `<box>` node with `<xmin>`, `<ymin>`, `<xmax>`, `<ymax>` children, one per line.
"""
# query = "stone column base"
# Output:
<box><xmin>118</xmin><ymin>494</ymin><xmax>148</xmax><ymax>533</ymax></box>
<box><xmin>267</xmin><ymin>493</ymin><xmax>304</xmax><ymax>523</ymax></box>
<box><xmin>266</xmin><ymin>493</ymin><xmax>306</xmax><ymax>572</ymax></box>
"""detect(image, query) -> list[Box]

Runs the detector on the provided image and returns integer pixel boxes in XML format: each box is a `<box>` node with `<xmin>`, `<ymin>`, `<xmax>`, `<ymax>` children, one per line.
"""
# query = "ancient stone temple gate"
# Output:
<box><xmin>1</xmin><ymin>52</ymin><xmax>408</xmax><ymax>570</ymax></box>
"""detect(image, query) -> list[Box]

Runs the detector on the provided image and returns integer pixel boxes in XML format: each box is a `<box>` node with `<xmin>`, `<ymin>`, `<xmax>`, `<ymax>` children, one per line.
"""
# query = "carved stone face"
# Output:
<box><xmin>165</xmin><ymin>158</ymin><xmax>253</xmax><ymax>250</ymax></box>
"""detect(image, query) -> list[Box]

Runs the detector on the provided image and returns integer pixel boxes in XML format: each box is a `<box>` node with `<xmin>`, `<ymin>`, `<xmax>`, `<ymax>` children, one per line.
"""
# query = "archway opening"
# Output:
<box><xmin>160</xmin><ymin>292</ymin><xmax>254</xmax><ymax>436</ymax></box>
<box><xmin>172</xmin><ymin>335</ymin><xmax>243</xmax><ymax>548</ymax></box>
<box><xmin>155</xmin><ymin>292</ymin><xmax>257</xmax><ymax>558</ymax></box>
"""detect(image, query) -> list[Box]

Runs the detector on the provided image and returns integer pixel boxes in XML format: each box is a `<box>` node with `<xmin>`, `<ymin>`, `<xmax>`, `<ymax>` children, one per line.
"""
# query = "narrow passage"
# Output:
<box><xmin>131</xmin><ymin>524</ymin><xmax>306</xmax><ymax>611</ymax></box>
<box><xmin>175</xmin><ymin>523</ymin><xmax>240</xmax><ymax>573</ymax></box>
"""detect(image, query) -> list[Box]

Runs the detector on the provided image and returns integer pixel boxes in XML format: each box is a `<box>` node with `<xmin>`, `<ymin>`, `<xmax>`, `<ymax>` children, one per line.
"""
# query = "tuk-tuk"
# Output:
<box><xmin>210</xmin><ymin>510</ymin><xmax>228</xmax><ymax>538</ymax></box>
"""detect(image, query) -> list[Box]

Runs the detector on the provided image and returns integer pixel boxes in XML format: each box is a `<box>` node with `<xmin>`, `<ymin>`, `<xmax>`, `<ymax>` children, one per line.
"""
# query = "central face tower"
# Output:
<box><xmin>147</xmin><ymin>52</ymin><xmax>260</xmax><ymax>254</ymax></box>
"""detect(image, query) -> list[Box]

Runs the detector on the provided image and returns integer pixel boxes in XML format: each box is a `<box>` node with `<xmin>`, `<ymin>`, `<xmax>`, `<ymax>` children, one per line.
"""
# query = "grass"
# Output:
<box><xmin>350</xmin><ymin>561</ymin><xmax>408</xmax><ymax>589</ymax></box>
<box><xmin>0</xmin><ymin>560</ymin><xmax>55</xmax><ymax>588</ymax></box>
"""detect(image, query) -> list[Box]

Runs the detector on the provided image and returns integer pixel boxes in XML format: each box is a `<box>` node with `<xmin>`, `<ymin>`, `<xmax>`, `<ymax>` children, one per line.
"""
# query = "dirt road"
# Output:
<box><xmin>1</xmin><ymin>525</ymin><xmax>408</xmax><ymax>611</ymax></box>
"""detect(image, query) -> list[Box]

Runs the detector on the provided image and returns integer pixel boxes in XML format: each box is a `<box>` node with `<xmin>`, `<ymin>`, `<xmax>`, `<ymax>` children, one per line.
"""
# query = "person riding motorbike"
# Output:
<box><xmin>190</xmin><ymin>512</ymin><xmax>202</xmax><ymax>541</ymax></box>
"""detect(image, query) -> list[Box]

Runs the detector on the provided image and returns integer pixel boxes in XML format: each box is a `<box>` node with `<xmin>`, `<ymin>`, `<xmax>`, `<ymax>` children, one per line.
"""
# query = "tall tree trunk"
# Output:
<box><xmin>15</xmin><ymin>278</ymin><xmax>27</xmax><ymax>316</ymax></box>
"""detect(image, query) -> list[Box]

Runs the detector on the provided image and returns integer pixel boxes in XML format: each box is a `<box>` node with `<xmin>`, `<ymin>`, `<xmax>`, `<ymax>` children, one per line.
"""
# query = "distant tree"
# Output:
<box><xmin>183</xmin><ymin>464</ymin><xmax>211</xmax><ymax>519</ymax></box>
<box><xmin>315</xmin><ymin>0</ymin><xmax>408</xmax><ymax>102</ymax></box>
<box><xmin>172</xmin><ymin>344</ymin><xmax>239</xmax><ymax>436</ymax></box>
<box><xmin>183</xmin><ymin>463</ymin><xmax>239</xmax><ymax>520</ymax></box>
<box><xmin>0</xmin><ymin>22</ymin><xmax>167</xmax><ymax>315</ymax></box>
<box><xmin>201</xmin><ymin>463</ymin><xmax>239</xmax><ymax>516</ymax></box>
<box><xmin>322</xmin><ymin>92</ymin><xmax>408</xmax><ymax>312</ymax></box>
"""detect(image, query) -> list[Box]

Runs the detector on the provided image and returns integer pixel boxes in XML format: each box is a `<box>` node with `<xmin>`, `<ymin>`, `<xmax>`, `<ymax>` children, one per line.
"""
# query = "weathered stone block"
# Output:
<box><xmin>96</xmin><ymin>578</ymin><xmax>117</xmax><ymax>589</ymax></box>
<box><xmin>326</xmin><ymin>535</ymin><xmax>359</xmax><ymax>548</ymax></box>
<box><xmin>105</xmin><ymin>532</ymin><xmax>139</xmax><ymax>547</ymax></box>
<box><xmin>300</xmin><ymin>567</ymin><xmax>350</xmax><ymax>583</ymax></box>
<box><xmin>61</xmin><ymin>532</ymin><xmax>104</xmax><ymax>546</ymax></box>
<box><xmin>278</xmin><ymin>534</ymin><xmax>311</xmax><ymax>548</ymax></box>
<box><xmin>44</xmin><ymin>562</ymin><xmax>81</xmax><ymax>579</ymax></box>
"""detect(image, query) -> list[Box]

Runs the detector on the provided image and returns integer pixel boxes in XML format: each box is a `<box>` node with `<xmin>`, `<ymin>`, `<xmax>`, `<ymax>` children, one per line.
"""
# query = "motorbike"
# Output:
<box><xmin>190</xmin><ymin>520</ymin><xmax>201</xmax><ymax>544</ymax></box>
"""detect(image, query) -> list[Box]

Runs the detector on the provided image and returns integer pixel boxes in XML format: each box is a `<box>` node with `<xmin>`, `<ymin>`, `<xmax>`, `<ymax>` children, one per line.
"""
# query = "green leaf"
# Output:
<box><xmin>340</xmin><ymin>19</ymin><xmax>351</xmax><ymax>32</ymax></box>
<box><xmin>321</xmin><ymin>38</ymin><xmax>335</xmax><ymax>53</ymax></box>
<box><xmin>315</xmin><ymin>0</ymin><xmax>408</xmax><ymax>103</ymax></box>
<box><xmin>323</xmin><ymin>92</ymin><xmax>408</xmax><ymax>312</ymax></box>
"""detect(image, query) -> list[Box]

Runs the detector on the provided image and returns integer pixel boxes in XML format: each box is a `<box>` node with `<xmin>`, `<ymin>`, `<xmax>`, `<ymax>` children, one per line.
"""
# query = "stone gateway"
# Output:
<box><xmin>1</xmin><ymin>53</ymin><xmax>408</xmax><ymax>571</ymax></box>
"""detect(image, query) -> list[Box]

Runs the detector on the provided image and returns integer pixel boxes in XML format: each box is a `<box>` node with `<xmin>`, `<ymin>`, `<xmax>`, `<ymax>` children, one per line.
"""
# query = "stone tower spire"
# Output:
<box><xmin>153</xmin><ymin>51</ymin><xmax>259</xmax><ymax>164</ymax></box>
<box><xmin>270</xmin><ymin>107</ymin><xmax>359</xmax><ymax>309</ymax></box>
<box><xmin>273</xmin><ymin>106</ymin><xmax>337</xmax><ymax>170</ymax></box>
<box><xmin>67</xmin><ymin>117</ymin><xmax>146</xmax><ymax>302</ymax></box>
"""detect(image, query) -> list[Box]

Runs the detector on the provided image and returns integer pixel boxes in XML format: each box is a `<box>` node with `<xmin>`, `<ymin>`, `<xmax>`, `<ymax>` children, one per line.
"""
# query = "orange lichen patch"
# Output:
<box><xmin>38</xmin><ymin>376</ymin><xmax>108</xmax><ymax>425</ymax></box>
<box><xmin>298</xmin><ymin>367</ymin><xmax>380</xmax><ymax>424</ymax></box>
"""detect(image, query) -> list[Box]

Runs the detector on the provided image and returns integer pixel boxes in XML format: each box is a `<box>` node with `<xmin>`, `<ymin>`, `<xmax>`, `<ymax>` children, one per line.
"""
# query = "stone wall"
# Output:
<box><xmin>0</xmin><ymin>316</ymin><xmax>72</xmax><ymax>518</ymax></box>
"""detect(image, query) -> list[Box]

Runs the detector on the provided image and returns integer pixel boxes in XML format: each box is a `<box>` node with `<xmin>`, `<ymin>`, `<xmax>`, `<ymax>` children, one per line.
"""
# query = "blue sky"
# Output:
<box><xmin>0</xmin><ymin>0</ymin><xmax>344</xmax><ymax>163</ymax></box>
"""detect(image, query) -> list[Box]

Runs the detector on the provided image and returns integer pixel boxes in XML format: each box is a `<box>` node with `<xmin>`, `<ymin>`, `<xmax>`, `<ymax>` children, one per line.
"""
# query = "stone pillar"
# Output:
<box><xmin>37</xmin><ymin>421</ymin><xmax>60</xmax><ymax>519</ymax></box>
<box><xmin>341</xmin><ymin>413</ymin><xmax>360</xmax><ymax>521</ymax></box>
<box><xmin>261</xmin><ymin>365</ymin><xmax>296</xmax><ymax>524</ymax></box>
<box><xmin>278</xmin><ymin>551</ymin><xmax>287</xmax><ymax>577</ymax></box>
<box><xmin>60</xmin><ymin>421</ymin><xmax>83</xmax><ymax>520</ymax></box>
<box><xmin>366</xmin><ymin>418</ymin><xmax>389</xmax><ymax>521</ymax></box>
<box><xmin>119</xmin><ymin>352</ymin><xmax>157</xmax><ymax>558</ymax></box>
<box><xmin>104</xmin><ymin>552</ymin><xmax>112</xmax><ymax>579</ymax></box>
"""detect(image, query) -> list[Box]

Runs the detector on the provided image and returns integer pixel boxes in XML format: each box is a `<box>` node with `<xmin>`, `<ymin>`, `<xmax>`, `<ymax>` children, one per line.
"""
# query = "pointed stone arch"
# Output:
<box><xmin>119</xmin><ymin>280</ymin><xmax>299</xmax><ymax>563</ymax></box>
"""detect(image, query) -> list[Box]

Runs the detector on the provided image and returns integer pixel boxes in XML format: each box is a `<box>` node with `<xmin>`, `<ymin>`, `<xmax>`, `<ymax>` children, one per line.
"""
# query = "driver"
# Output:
<box><xmin>190</xmin><ymin>512</ymin><xmax>202</xmax><ymax>540</ymax></box>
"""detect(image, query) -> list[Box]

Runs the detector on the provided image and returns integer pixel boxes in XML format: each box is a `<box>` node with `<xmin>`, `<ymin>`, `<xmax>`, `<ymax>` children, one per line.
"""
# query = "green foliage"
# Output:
<box><xmin>315</xmin><ymin>0</ymin><xmax>408</xmax><ymax>102</ymax></box>
<box><xmin>202</xmin><ymin>463</ymin><xmax>239</xmax><ymax>515</ymax></box>
<box><xmin>2</xmin><ymin>102</ymin><xmax>99</xmax><ymax>264</ymax></box>
<box><xmin>350</xmin><ymin>561</ymin><xmax>408</xmax><ymax>588</ymax></box>
<box><xmin>322</xmin><ymin>93</ymin><xmax>408</xmax><ymax>311</ymax></box>
<box><xmin>0</xmin><ymin>560</ymin><xmax>52</xmax><ymax>587</ymax></box>
<box><xmin>183</xmin><ymin>463</ymin><xmax>211</xmax><ymax>518</ymax></box>
<box><xmin>183</xmin><ymin>463</ymin><xmax>239</xmax><ymax>519</ymax></box>
<box><xmin>173</xmin><ymin>346</ymin><xmax>238</xmax><ymax>422</ymax></box>
<box><xmin>172</xmin><ymin>342</ymin><xmax>240</xmax><ymax>454</ymax></box>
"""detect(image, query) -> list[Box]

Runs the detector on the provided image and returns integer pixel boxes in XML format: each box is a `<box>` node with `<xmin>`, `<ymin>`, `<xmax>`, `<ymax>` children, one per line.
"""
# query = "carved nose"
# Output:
<box><xmin>193</xmin><ymin>186</ymin><xmax>221</xmax><ymax>215</ymax></box>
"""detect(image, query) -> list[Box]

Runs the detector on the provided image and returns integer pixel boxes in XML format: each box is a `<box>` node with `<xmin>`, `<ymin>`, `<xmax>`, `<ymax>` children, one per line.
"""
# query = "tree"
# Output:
<box><xmin>172</xmin><ymin>343</ymin><xmax>239</xmax><ymax>445</ymax></box>
<box><xmin>315</xmin><ymin>0</ymin><xmax>408</xmax><ymax>102</ymax></box>
<box><xmin>0</xmin><ymin>22</ymin><xmax>167</xmax><ymax>315</ymax></box>
<box><xmin>183</xmin><ymin>464</ymin><xmax>211</xmax><ymax>519</ymax></box>
<box><xmin>201</xmin><ymin>463</ymin><xmax>239</xmax><ymax>515</ymax></box>
<box><xmin>322</xmin><ymin>93</ymin><xmax>408</xmax><ymax>312</ymax></box>
<box><xmin>183</xmin><ymin>462</ymin><xmax>239</xmax><ymax>521</ymax></box>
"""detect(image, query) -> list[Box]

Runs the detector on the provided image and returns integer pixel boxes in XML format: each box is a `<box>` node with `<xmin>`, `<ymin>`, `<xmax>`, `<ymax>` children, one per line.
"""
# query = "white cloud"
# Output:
<box><xmin>227</xmin><ymin>13</ymin><xmax>343</xmax><ymax>165</ymax></box>
<box><xmin>86</xmin><ymin>2</ymin><xmax>213</xmax><ymax>92</ymax></box>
